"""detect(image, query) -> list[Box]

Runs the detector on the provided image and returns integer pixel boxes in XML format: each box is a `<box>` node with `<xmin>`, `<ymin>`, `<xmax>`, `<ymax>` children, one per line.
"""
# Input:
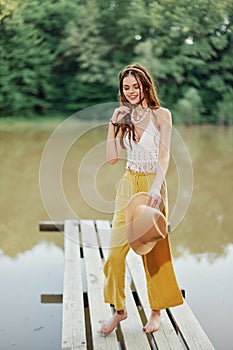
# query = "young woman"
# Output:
<box><xmin>99</xmin><ymin>64</ymin><xmax>183</xmax><ymax>335</ymax></box>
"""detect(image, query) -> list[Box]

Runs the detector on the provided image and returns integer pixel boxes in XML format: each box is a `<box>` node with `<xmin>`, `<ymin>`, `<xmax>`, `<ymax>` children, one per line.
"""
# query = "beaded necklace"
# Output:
<box><xmin>131</xmin><ymin>107</ymin><xmax>150</xmax><ymax>125</ymax></box>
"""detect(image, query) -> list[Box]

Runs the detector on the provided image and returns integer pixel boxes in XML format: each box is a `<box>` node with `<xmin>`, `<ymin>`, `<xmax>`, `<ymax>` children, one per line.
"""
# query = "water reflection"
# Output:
<box><xmin>0</xmin><ymin>121</ymin><xmax>64</xmax><ymax>258</ymax></box>
<box><xmin>173</xmin><ymin>243</ymin><xmax>233</xmax><ymax>350</ymax></box>
<box><xmin>0</xmin><ymin>242</ymin><xmax>63</xmax><ymax>350</ymax></box>
<box><xmin>1</xmin><ymin>121</ymin><xmax>232</xmax><ymax>259</ymax></box>
<box><xmin>169</xmin><ymin>126</ymin><xmax>233</xmax><ymax>260</ymax></box>
<box><xmin>0</xmin><ymin>120</ymin><xmax>232</xmax><ymax>349</ymax></box>
<box><xmin>61</xmin><ymin>122</ymin><xmax>233</xmax><ymax>259</ymax></box>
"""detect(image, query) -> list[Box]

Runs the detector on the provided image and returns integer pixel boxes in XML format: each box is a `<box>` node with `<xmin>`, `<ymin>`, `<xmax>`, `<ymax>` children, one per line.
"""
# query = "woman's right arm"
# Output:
<box><xmin>106</xmin><ymin>106</ymin><xmax>130</xmax><ymax>164</ymax></box>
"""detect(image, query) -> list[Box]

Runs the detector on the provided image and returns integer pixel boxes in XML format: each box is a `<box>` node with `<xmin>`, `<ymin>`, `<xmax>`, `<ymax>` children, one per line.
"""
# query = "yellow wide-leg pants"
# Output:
<box><xmin>103</xmin><ymin>169</ymin><xmax>183</xmax><ymax>311</ymax></box>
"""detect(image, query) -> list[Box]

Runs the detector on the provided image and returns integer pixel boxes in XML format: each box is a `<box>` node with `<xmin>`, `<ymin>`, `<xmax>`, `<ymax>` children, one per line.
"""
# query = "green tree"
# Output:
<box><xmin>0</xmin><ymin>5</ymin><xmax>54</xmax><ymax>116</ymax></box>
<box><xmin>216</xmin><ymin>89</ymin><xmax>233</xmax><ymax>125</ymax></box>
<box><xmin>0</xmin><ymin>0</ymin><xmax>233</xmax><ymax>123</ymax></box>
<box><xmin>0</xmin><ymin>0</ymin><xmax>78</xmax><ymax>116</ymax></box>
<box><xmin>58</xmin><ymin>0</ymin><xmax>113</xmax><ymax>111</ymax></box>
<box><xmin>174</xmin><ymin>88</ymin><xmax>204</xmax><ymax>125</ymax></box>
<box><xmin>59</xmin><ymin>0</ymin><xmax>152</xmax><ymax>110</ymax></box>
<box><xmin>20</xmin><ymin>0</ymin><xmax>79</xmax><ymax>113</ymax></box>
<box><xmin>0</xmin><ymin>0</ymin><xmax>18</xmax><ymax>21</ymax></box>
<box><xmin>134</xmin><ymin>0</ymin><xmax>233</xmax><ymax>123</ymax></box>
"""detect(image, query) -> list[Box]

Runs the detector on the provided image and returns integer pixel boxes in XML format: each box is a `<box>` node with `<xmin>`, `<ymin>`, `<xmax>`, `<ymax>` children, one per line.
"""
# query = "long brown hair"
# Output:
<box><xmin>115</xmin><ymin>63</ymin><xmax>161</xmax><ymax>144</ymax></box>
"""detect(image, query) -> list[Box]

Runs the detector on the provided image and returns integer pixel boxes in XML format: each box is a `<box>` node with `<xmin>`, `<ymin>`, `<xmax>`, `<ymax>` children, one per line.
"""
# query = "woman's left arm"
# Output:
<box><xmin>149</xmin><ymin>108</ymin><xmax>172</xmax><ymax>205</ymax></box>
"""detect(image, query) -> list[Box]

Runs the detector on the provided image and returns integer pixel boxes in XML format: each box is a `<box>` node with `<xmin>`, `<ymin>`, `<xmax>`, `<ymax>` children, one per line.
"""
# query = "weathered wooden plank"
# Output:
<box><xmin>169</xmin><ymin>300</ymin><xmax>215</xmax><ymax>350</ymax></box>
<box><xmin>80</xmin><ymin>220</ymin><xmax>119</xmax><ymax>350</ymax></box>
<box><xmin>41</xmin><ymin>294</ymin><xmax>62</xmax><ymax>303</ymax></box>
<box><xmin>41</xmin><ymin>219</ymin><xmax>215</xmax><ymax>350</ymax></box>
<box><xmin>120</xmin><ymin>285</ymin><xmax>152</xmax><ymax>350</ymax></box>
<box><xmin>127</xmin><ymin>250</ymin><xmax>184</xmax><ymax>350</ymax></box>
<box><xmin>62</xmin><ymin>220</ymin><xmax>86</xmax><ymax>350</ymax></box>
<box><xmin>39</xmin><ymin>220</ymin><xmax>64</xmax><ymax>232</ymax></box>
<box><xmin>95</xmin><ymin>219</ymin><xmax>112</xmax><ymax>250</ymax></box>
<box><xmin>97</xmin><ymin>220</ymin><xmax>183</xmax><ymax>349</ymax></box>
<box><xmin>95</xmin><ymin>220</ymin><xmax>151</xmax><ymax>350</ymax></box>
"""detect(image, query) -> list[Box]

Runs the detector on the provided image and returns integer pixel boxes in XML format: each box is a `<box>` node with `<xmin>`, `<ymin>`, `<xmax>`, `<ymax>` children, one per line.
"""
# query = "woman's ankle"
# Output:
<box><xmin>152</xmin><ymin>309</ymin><xmax>161</xmax><ymax>316</ymax></box>
<box><xmin>117</xmin><ymin>310</ymin><xmax>125</xmax><ymax>315</ymax></box>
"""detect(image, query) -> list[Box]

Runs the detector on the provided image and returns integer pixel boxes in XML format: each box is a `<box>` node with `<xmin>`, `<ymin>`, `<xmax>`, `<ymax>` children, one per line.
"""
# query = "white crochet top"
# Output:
<box><xmin>124</xmin><ymin>116</ymin><xmax>160</xmax><ymax>174</ymax></box>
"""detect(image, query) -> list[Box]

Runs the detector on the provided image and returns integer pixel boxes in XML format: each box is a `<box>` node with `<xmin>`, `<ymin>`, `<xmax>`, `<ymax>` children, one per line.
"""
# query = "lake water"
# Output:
<box><xmin>0</xmin><ymin>118</ymin><xmax>232</xmax><ymax>349</ymax></box>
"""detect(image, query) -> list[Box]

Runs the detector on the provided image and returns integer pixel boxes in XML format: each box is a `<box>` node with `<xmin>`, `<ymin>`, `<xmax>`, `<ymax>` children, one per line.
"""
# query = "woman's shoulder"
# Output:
<box><xmin>152</xmin><ymin>107</ymin><xmax>172</xmax><ymax>129</ymax></box>
<box><xmin>155</xmin><ymin>107</ymin><xmax>171</xmax><ymax>121</ymax></box>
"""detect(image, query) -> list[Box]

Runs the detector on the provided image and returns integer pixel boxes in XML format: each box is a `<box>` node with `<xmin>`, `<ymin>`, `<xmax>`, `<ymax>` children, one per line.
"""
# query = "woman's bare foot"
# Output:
<box><xmin>143</xmin><ymin>310</ymin><xmax>161</xmax><ymax>333</ymax></box>
<box><xmin>98</xmin><ymin>310</ymin><xmax>128</xmax><ymax>335</ymax></box>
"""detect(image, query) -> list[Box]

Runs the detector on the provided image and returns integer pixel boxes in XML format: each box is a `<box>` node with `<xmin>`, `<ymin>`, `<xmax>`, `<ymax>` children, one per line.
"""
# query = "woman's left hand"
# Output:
<box><xmin>149</xmin><ymin>192</ymin><xmax>162</xmax><ymax>208</ymax></box>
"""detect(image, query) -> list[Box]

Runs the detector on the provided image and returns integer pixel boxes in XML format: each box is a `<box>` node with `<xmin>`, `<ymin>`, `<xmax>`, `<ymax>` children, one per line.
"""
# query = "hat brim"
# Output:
<box><xmin>125</xmin><ymin>192</ymin><xmax>167</xmax><ymax>255</ymax></box>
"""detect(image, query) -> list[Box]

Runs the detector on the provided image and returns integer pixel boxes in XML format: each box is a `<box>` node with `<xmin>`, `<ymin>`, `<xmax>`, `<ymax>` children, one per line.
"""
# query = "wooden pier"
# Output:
<box><xmin>39</xmin><ymin>219</ymin><xmax>215</xmax><ymax>350</ymax></box>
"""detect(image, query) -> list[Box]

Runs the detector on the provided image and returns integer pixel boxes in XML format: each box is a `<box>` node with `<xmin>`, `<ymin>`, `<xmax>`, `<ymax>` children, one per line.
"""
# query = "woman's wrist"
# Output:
<box><xmin>149</xmin><ymin>188</ymin><xmax>161</xmax><ymax>197</ymax></box>
<box><xmin>149</xmin><ymin>191</ymin><xmax>162</xmax><ymax>207</ymax></box>
<box><xmin>110</xmin><ymin>120</ymin><xmax>119</xmax><ymax>126</ymax></box>
<box><xmin>110</xmin><ymin>113</ymin><xmax>119</xmax><ymax>126</ymax></box>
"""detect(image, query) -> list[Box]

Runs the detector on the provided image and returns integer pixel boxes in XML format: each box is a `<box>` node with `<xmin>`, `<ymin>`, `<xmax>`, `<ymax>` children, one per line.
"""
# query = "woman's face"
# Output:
<box><xmin>122</xmin><ymin>74</ymin><xmax>145</xmax><ymax>105</ymax></box>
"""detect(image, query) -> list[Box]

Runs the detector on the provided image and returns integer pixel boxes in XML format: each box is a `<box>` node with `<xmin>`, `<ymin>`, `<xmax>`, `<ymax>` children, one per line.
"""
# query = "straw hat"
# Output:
<box><xmin>125</xmin><ymin>192</ymin><xmax>168</xmax><ymax>255</ymax></box>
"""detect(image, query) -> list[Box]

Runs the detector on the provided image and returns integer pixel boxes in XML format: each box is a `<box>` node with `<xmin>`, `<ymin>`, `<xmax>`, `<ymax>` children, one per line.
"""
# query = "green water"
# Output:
<box><xmin>0</xmin><ymin>119</ymin><xmax>232</xmax><ymax>349</ymax></box>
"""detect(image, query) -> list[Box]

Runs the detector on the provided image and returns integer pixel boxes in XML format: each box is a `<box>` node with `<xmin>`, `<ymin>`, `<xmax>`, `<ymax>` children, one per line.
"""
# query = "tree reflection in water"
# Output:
<box><xmin>0</xmin><ymin>120</ymin><xmax>232</xmax><ymax>349</ymax></box>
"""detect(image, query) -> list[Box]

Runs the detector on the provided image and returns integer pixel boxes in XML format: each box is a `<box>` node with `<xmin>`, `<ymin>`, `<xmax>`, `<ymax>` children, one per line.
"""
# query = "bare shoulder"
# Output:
<box><xmin>155</xmin><ymin>107</ymin><xmax>172</xmax><ymax>122</ymax></box>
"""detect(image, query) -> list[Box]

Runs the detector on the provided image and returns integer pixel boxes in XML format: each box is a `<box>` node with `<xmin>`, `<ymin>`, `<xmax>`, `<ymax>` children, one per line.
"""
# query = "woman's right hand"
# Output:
<box><xmin>111</xmin><ymin>106</ymin><xmax>131</xmax><ymax>124</ymax></box>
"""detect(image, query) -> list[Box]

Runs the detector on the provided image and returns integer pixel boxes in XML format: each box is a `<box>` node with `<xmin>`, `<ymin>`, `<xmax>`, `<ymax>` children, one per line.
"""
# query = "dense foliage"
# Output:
<box><xmin>0</xmin><ymin>0</ymin><xmax>233</xmax><ymax>124</ymax></box>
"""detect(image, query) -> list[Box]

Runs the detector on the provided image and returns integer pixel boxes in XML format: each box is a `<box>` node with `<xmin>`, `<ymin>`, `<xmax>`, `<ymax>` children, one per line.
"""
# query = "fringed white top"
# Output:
<box><xmin>124</xmin><ymin>115</ymin><xmax>160</xmax><ymax>174</ymax></box>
